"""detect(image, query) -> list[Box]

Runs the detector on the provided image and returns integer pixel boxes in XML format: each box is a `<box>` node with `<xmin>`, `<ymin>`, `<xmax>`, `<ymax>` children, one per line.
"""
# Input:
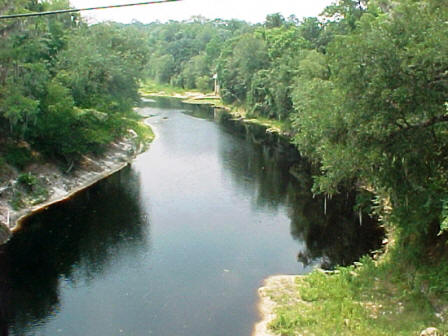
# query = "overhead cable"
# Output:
<box><xmin>0</xmin><ymin>0</ymin><xmax>182</xmax><ymax>20</ymax></box>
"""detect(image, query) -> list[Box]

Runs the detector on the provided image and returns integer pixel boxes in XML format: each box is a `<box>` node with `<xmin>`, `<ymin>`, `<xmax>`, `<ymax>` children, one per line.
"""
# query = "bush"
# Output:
<box><xmin>5</xmin><ymin>145</ymin><xmax>33</xmax><ymax>170</ymax></box>
<box><xmin>17</xmin><ymin>172</ymin><xmax>38</xmax><ymax>190</ymax></box>
<box><xmin>196</xmin><ymin>75</ymin><xmax>213</xmax><ymax>93</ymax></box>
<box><xmin>14</xmin><ymin>173</ymin><xmax>49</xmax><ymax>207</ymax></box>
<box><xmin>11</xmin><ymin>191</ymin><xmax>25</xmax><ymax>210</ymax></box>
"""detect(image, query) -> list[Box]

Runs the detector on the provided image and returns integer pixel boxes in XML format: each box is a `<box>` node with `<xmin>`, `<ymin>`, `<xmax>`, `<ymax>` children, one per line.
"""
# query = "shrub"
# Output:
<box><xmin>17</xmin><ymin>172</ymin><xmax>38</xmax><ymax>190</ymax></box>
<box><xmin>5</xmin><ymin>145</ymin><xmax>33</xmax><ymax>170</ymax></box>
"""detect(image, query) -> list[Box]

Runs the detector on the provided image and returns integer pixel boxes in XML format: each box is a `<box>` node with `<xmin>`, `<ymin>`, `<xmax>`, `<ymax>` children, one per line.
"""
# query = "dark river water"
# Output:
<box><xmin>0</xmin><ymin>97</ymin><xmax>382</xmax><ymax>336</ymax></box>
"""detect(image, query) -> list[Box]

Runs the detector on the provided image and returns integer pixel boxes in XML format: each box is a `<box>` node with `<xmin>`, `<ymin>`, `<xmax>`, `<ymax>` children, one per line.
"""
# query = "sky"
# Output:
<box><xmin>68</xmin><ymin>0</ymin><xmax>335</xmax><ymax>24</ymax></box>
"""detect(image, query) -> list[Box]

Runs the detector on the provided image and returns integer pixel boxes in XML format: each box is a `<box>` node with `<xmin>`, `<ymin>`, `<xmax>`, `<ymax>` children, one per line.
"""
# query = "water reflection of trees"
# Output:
<box><xmin>218</xmin><ymin>121</ymin><xmax>297</xmax><ymax>211</ymax></box>
<box><xmin>0</xmin><ymin>167</ymin><xmax>149</xmax><ymax>335</ymax></box>
<box><xmin>285</xmin><ymin>164</ymin><xmax>384</xmax><ymax>269</ymax></box>
<box><xmin>218</xmin><ymin>120</ymin><xmax>383</xmax><ymax>270</ymax></box>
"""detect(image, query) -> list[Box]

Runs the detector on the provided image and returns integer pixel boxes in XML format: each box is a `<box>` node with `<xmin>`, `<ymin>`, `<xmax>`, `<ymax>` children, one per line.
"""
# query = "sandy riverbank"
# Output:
<box><xmin>0</xmin><ymin>131</ymin><xmax>151</xmax><ymax>241</ymax></box>
<box><xmin>252</xmin><ymin>275</ymin><xmax>300</xmax><ymax>336</ymax></box>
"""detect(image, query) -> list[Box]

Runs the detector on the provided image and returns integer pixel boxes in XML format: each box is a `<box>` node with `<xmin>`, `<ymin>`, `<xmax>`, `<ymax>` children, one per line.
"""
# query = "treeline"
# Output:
<box><xmin>141</xmin><ymin>0</ymin><xmax>448</xmax><ymax>256</ymax></box>
<box><xmin>139</xmin><ymin>5</ymin><xmax>363</xmax><ymax>120</ymax></box>
<box><xmin>142</xmin><ymin>17</ymin><xmax>253</xmax><ymax>92</ymax></box>
<box><xmin>0</xmin><ymin>0</ymin><xmax>149</xmax><ymax>168</ymax></box>
<box><xmin>1</xmin><ymin>0</ymin><xmax>447</xmax><ymax>255</ymax></box>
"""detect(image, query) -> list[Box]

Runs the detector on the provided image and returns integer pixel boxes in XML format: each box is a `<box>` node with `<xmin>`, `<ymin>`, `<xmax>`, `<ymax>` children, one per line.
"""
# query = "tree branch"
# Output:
<box><xmin>408</xmin><ymin>114</ymin><xmax>448</xmax><ymax>130</ymax></box>
<box><xmin>378</xmin><ymin>114</ymin><xmax>448</xmax><ymax>147</ymax></box>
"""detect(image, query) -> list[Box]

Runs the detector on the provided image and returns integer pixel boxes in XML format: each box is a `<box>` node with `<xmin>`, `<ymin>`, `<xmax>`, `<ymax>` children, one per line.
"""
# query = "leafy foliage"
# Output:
<box><xmin>17</xmin><ymin>172</ymin><xmax>38</xmax><ymax>190</ymax></box>
<box><xmin>143</xmin><ymin>18</ymin><xmax>251</xmax><ymax>90</ymax></box>
<box><xmin>270</xmin><ymin>256</ymin><xmax>446</xmax><ymax>336</ymax></box>
<box><xmin>4</xmin><ymin>144</ymin><xmax>33</xmax><ymax>170</ymax></box>
<box><xmin>1</xmin><ymin>1</ymin><xmax>149</xmax><ymax>165</ymax></box>
<box><xmin>292</xmin><ymin>0</ymin><xmax>448</xmax><ymax>251</ymax></box>
<box><xmin>2</xmin><ymin>0</ymin><xmax>446</xmax><ymax>259</ymax></box>
<box><xmin>140</xmin><ymin>1</ymin><xmax>448</xmax><ymax>256</ymax></box>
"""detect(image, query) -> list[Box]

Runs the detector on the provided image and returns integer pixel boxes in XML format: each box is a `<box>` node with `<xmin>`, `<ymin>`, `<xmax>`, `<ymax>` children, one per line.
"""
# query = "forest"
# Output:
<box><xmin>0</xmin><ymin>0</ymin><xmax>150</xmax><ymax>167</ymax></box>
<box><xmin>1</xmin><ymin>0</ymin><xmax>448</xmax><ymax>334</ymax></box>
<box><xmin>140</xmin><ymin>0</ymin><xmax>448</xmax><ymax>263</ymax></box>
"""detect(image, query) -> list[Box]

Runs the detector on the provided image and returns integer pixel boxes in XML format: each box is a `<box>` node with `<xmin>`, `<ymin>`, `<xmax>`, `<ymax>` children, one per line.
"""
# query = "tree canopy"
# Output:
<box><xmin>0</xmin><ymin>0</ymin><xmax>149</xmax><ymax>164</ymax></box>
<box><xmin>139</xmin><ymin>0</ymin><xmax>448</xmax><ymax>253</ymax></box>
<box><xmin>1</xmin><ymin>0</ymin><xmax>447</xmax><ymax>256</ymax></box>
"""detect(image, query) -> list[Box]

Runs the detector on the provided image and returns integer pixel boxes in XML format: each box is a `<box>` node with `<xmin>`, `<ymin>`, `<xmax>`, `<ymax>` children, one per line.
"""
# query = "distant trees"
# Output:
<box><xmin>141</xmin><ymin>0</ymin><xmax>448</xmax><ymax>253</ymax></box>
<box><xmin>218</xmin><ymin>34</ymin><xmax>269</xmax><ymax>104</ymax></box>
<box><xmin>143</xmin><ymin>19</ymin><xmax>251</xmax><ymax>91</ymax></box>
<box><xmin>2</xmin><ymin>0</ymin><xmax>447</xmax><ymax>254</ymax></box>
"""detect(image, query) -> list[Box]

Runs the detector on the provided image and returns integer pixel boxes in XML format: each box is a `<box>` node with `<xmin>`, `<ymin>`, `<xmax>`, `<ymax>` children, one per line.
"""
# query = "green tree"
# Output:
<box><xmin>1</xmin><ymin>0</ymin><xmax>150</xmax><ymax>166</ymax></box>
<box><xmin>264</xmin><ymin>13</ymin><xmax>286</xmax><ymax>28</ymax></box>
<box><xmin>143</xmin><ymin>18</ymin><xmax>250</xmax><ymax>89</ymax></box>
<box><xmin>218</xmin><ymin>34</ymin><xmax>268</xmax><ymax>104</ymax></box>
<box><xmin>292</xmin><ymin>0</ymin><xmax>448</xmax><ymax>250</ymax></box>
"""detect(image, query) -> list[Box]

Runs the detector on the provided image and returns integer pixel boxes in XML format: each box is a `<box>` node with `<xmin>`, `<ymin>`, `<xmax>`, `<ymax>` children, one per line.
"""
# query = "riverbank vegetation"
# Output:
<box><xmin>1</xmin><ymin>0</ymin><xmax>447</xmax><ymax>334</ymax></box>
<box><xmin>137</xmin><ymin>0</ymin><xmax>448</xmax><ymax>333</ymax></box>
<box><xmin>0</xmin><ymin>1</ymin><xmax>151</xmax><ymax>168</ymax></box>
<box><xmin>269</xmin><ymin>253</ymin><xmax>448</xmax><ymax>335</ymax></box>
<box><xmin>140</xmin><ymin>0</ymin><xmax>448</xmax><ymax>261</ymax></box>
<box><xmin>140</xmin><ymin>80</ymin><xmax>196</xmax><ymax>97</ymax></box>
<box><xmin>0</xmin><ymin>1</ymin><xmax>153</xmax><ymax>211</ymax></box>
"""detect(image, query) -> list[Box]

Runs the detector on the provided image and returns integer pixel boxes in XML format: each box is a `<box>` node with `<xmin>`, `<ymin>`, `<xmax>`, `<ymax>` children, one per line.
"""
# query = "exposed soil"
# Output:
<box><xmin>252</xmin><ymin>275</ymin><xmax>301</xmax><ymax>336</ymax></box>
<box><xmin>0</xmin><ymin>132</ymin><xmax>145</xmax><ymax>242</ymax></box>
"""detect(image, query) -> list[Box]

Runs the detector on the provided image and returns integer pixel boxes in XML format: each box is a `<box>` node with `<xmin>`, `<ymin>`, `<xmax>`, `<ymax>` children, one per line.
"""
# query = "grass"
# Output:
<box><xmin>11</xmin><ymin>172</ymin><xmax>49</xmax><ymax>210</ymax></box>
<box><xmin>122</xmin><ymin>115</ymin><xmax>155</xmax><ymax>154</ymax></box>
<box><xmin>225</xmin><ymin>106</ymin><xmax>292</xmax><ymax>135</ymax></box>
<box><xmin>132</xmin><ymin>119</ymin><xmax>155</xmax><ymax>151</ymax></box>
<box><xmin>182</xmin><ymin>97</ymin><xmax>223</xmax><ymax>105</ymax></box>
<box><xmin>139</xmin><ymin>79</ymin><xmax>199</xmax><ymax>96</ymax></box>
<box><xmin>243</xmin><ymin>116</ymin><xmax>290</xmax><ymax>134</ymax></box>
<box><xmin>268</xmin><ymin>253</ymin><xmax>448</xmax><ymax>336</ymax></box>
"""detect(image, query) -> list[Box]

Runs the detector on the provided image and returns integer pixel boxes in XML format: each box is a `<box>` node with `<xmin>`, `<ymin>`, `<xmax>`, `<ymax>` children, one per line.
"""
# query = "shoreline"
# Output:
<box><xmin>252</xmin><ymin>275</ymin><xmax>300</xmax><ymax>336</ymax></box>
<box><xmin>144</xmin><ymin>91</ymin><xmax>292</xmax><ymax>138</ymax></box>
<box><xmin>12</xmin><ymin>159</ymin><xmax>130</xmax><ymax>233</ymax></box>
<box><xmin>0</xmin><ymin>126</ymin><xmax>153</xmax><ymax>241</ymax></box>
<box><xmin>135</xmin><ymin>89</ymin><xmax>443</xmax><ymax>336</ymax></box>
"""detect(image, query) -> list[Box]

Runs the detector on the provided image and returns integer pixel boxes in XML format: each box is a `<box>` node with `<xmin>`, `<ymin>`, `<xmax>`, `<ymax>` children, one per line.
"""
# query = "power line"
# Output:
<box><xmin>0</xmin><ymin>0</ymin><xmax>183</xmax><ymax>20</ymax></box>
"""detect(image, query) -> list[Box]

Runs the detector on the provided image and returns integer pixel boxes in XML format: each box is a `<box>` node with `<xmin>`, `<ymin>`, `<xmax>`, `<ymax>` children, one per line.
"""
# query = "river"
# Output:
<box><xmin>0</xmin><ymin>97</ymin><xmax>382</xmax><ymax>336</ymax></box>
